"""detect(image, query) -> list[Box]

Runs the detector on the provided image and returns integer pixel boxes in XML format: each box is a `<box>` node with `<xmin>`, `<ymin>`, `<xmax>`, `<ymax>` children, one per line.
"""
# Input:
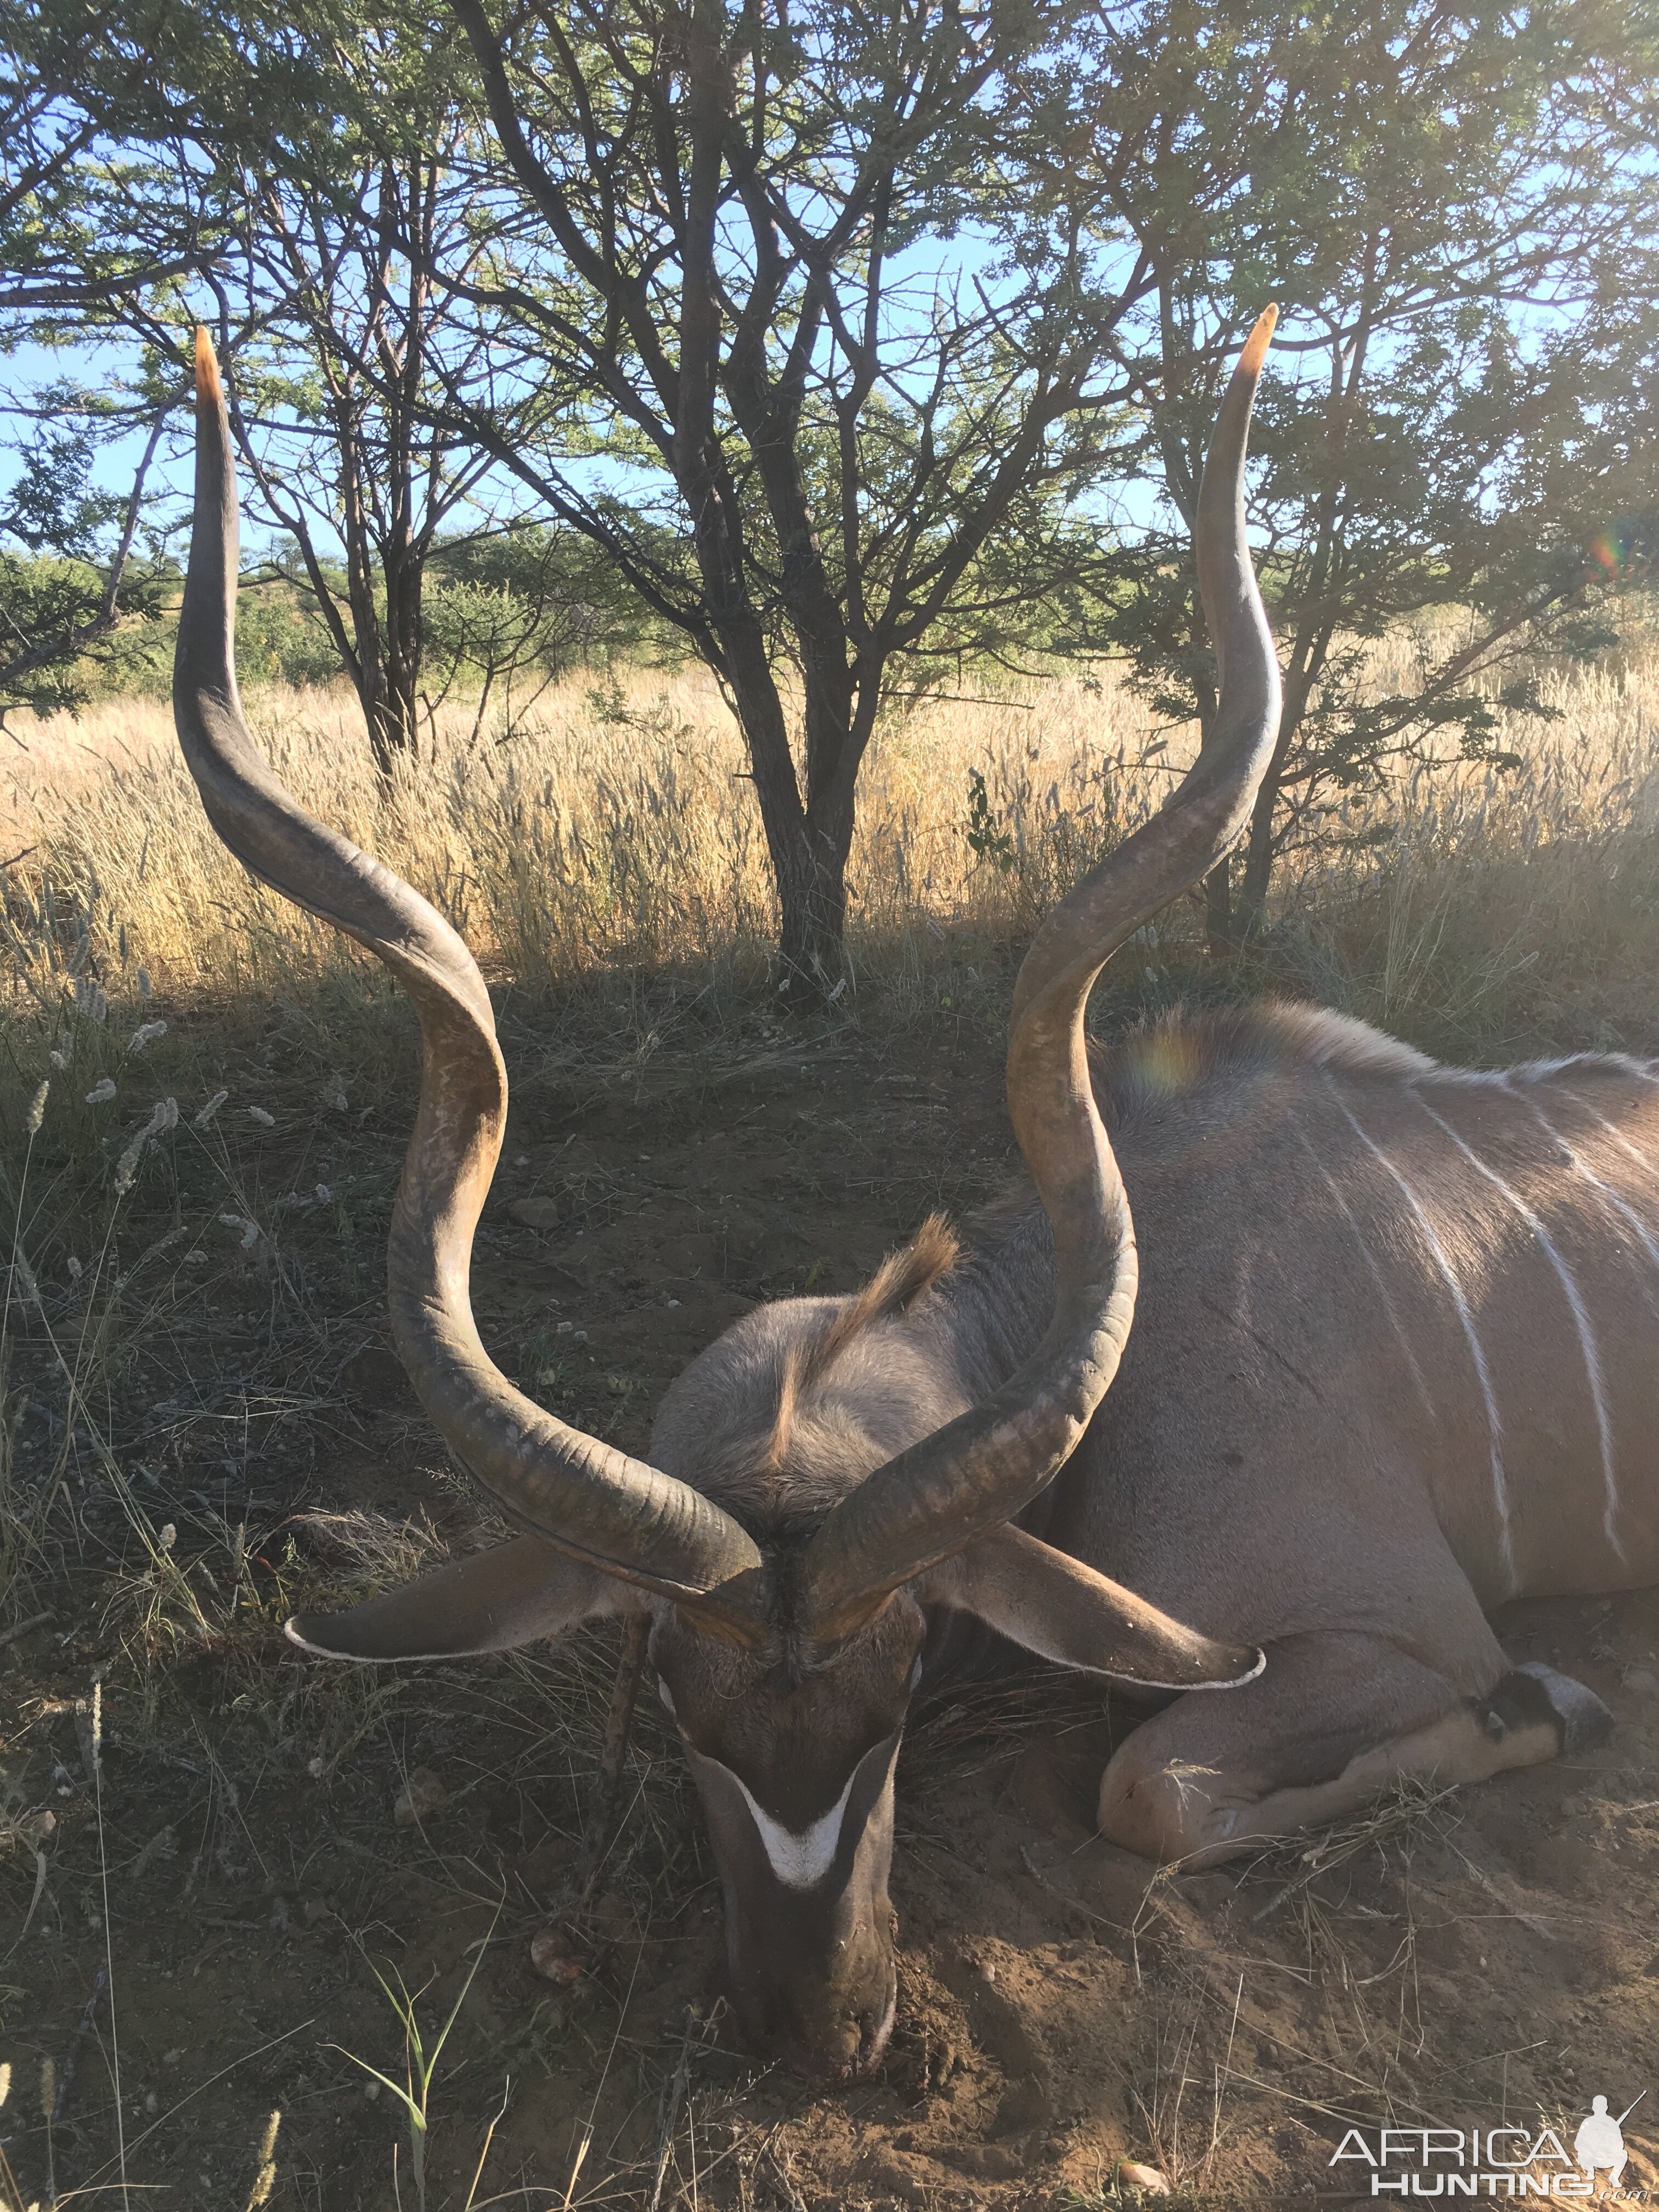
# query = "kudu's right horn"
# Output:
<box><xmin>802</xmin><ymin>309</ymin><xmax>1283</xmax><ymax>1643</ymax></box>
<box><xmin>173</xmin><ymin>328</ymin><xmax>767</xmax><ymax>1639</ymax></box>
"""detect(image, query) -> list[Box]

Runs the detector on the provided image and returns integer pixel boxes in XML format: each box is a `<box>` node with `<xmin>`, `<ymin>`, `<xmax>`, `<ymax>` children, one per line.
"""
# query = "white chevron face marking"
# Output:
<box><xmin>1505</xmin><ymin>1079</ymin><xmax>1659</xmax><ymax>1288</ymax></box>
<box><xmin>1331</xmin><ymin>1088</ymin><xmax>1515</xmax><ymax>1588</ymax></box>
<box><xmin>1411</xmin><ymin>1087</ymin><xmax>1626</xmax><ymax>1564</ymax></box>
<box><xmin>732</xmin><ymin>1765</ymin><xmax>857</xmax><ymax>1888</ymax></box>
<box><xmin>1288</xmin><ymin>1113</ymin><xmax>1436</xmax><ymax>1423</ymax></box>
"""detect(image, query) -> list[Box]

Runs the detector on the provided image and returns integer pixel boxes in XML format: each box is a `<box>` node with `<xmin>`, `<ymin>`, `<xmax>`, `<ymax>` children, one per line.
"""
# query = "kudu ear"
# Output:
<box><xmin>286</xmin><ymin>1535</ymin><xmax>645</xmax><ymax>1662</ymax></box>
<box><xmin>916</xmin><ymin>1524</ymin><xmax>1263</xmax><ymax>1691</ymax></box>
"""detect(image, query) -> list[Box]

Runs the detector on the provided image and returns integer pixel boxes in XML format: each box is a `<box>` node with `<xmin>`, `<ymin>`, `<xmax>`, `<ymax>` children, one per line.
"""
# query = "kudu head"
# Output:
<box><xmin>173</xmin><ymin>313</ymin><xmax>1280</xmax><ymax>2080</ymax></box>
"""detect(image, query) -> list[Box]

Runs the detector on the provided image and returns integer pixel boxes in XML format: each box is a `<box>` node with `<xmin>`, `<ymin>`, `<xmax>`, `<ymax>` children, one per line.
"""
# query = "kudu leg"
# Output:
<box><xmin>1097</xmin><ymin>1627</ymin><xmax>1611</xmax><ymax>1869</ymax></box>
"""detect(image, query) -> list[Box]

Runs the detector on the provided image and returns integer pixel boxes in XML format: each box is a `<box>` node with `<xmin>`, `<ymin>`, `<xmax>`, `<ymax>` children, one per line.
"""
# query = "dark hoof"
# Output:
<box><xmin>1488</xmin><ymin>1661</ymin><xmax>1615</xmax><ymax>1754</ymax></box>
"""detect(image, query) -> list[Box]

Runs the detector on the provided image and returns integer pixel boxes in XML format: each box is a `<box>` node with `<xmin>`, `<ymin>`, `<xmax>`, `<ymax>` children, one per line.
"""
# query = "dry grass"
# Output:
<box><xmin>5</xmin><ymin>630</ymin><xmax>1657</xmax><ymax>1020</ymax></box>
<box><xmin>1</xmin><ymin>664</ymin><xmax>1143</xmax><ymax>1008</ymax></box>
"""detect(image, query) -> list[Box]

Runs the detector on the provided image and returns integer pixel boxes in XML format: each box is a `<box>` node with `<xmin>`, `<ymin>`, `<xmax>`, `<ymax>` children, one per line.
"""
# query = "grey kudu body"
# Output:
<box><xmin>174</xmin><ymin>314</ymin><xmax>1633</xmax><ymax>2083</ymax></box>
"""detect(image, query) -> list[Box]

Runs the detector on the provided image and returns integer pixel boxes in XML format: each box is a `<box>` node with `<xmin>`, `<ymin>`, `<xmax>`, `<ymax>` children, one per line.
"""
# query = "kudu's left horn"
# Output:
<box><xmin>803</xmin><ymin>309</ymin><xmax>1283</xmax><ymax>1641</ymax></box>
<box><xmin>173</xmin><ymin>328</ymin><xmax>765</xmax><ymax>1635</ymax></box>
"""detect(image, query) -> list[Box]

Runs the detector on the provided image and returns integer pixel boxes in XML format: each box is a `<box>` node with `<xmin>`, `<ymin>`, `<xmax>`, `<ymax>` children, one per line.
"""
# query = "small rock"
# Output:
<box><xmin>531</xmin><ymin>1927</ymin><xmax>586</xmax><ymax>1985</ymax></box>
<box><xmin>509</xmin><ymin>1195</ymin><xmax>561</xmax><ymax>1231</ymax></box>
<box><xmin>1117</xmin><ymin>2162</ymin><xmax>1171</xmax><ymax>2197</ymax></box>
<box><xmin>1624</xmin><ymin>1664</ymin><xmax>1658</xmax><ymax>1695</ymax></box>
<box><xmin>392</xmin><ymin>1767</ymin><xmax>445</xmax><ymax>1826</ymax></box>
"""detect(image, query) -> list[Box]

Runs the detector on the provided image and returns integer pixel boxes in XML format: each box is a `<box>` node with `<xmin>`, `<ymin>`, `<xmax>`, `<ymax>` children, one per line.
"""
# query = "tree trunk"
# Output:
<box><xmin>1204</xmin><ymin>855</ymin><xmax>1235</xmax><ymax>953</ymax></box>
<box><xmin>736</xmin><ymin>701</ymin><xmax>857</xmax><ymax>1006</ymax></box>
<box><xmin>364</xmin><ymin>683</ymin><xmax>421</xmax><ymax>778</ymax></box>
<box><xmin>354</xmin><ymin>536</ymin><xmax>424</xmax><ymax>779</ymax></box>
<box><xmin>355</xmin><ymin>612</ymin><xmax>422</xmax><ymax>781</ymax></box>
<box><xmin>1234</xmin><ymin>702</ymin><xmax>1301</xmax><ymax>939</ymax></box>
<box><xmin>713</xmin><ymin>618</ymin><xmax>865</xmax><ymax>1005</ymax></box>
<box><xmin>775</xmin><ymin>831</ymin><xmax>851</xmax><ymax>1002</ymax></box>
<box><xmin>1234</xmin><ymin>775</ymin><xmax>1277</xmax><ymax>938</ymax></box>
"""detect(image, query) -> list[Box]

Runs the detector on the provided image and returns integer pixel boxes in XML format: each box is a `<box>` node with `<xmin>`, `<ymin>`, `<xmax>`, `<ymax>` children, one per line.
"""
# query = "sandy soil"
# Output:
<box><xmin>3</xmin><ymin>1006</ymin><xmax>1658</xmax><ymax>2209</ymax></box>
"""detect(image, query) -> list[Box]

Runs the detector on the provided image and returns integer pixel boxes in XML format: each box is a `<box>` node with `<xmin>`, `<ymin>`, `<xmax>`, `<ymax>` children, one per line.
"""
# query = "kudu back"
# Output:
<box><xmin>177</xmin><ymin>313</ymin><xmax>1645</xmax><ymax>2083</ymax></box>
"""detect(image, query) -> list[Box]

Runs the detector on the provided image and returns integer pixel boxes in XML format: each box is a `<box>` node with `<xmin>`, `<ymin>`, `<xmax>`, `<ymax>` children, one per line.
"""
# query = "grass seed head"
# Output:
<box><xmin>25</xmin><ymin>1080</ymin><xmax>47</xmax><ymax>1133</ymax></box>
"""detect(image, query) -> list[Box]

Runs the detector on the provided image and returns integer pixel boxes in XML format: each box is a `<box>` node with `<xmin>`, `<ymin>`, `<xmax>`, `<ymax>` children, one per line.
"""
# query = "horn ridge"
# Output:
<box><xmin>173</xmin><ymin>328</ymin><xmax>764</xmax><ymax>1621</ymax></box>
<box><xmin>801</xmin><ymin>309</ymin><xmax>1283</xmax><ymax>1638</ymax></box>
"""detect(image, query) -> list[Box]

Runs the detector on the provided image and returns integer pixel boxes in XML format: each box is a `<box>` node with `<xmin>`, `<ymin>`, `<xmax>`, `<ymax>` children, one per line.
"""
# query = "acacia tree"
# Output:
<box><xmin>0</xmin><ymin>0</ymin><xmax>241</xmax><ymax>709</ymax></box>
<box><xmin>1030</xmin><ymin>0</ymin><xmax>1659</xmax><ymax>940</ymax></box>
<box><xmin>190</xmin><ymin>102</ymin><xmax>512</xmax><ymax>774</ymax></box>
<box><xmin>0</xmin><ymin>0</ymin><xmax>232</xmax><ymax>316</ymax></box>
<box><xmin>1</xmin><ymin>3</ymin><xmax>534</xmax><ymax>766</ymax></box>
<box><xmin>422</xmin><ymin>523</ymin><xmax>653</xmax><ymax>743</ymax></box>
<box><xmin>0</xmin><ymin>376</ymin><xmax>182</xmax><ymax>716</ymax></box>
<box><xmin>0</xmin><ymin>0</ymin><xmax>422</xmax><ymax>723</ymax></box>
<box><xmin>424</xmin><ymin>0</ymin><xmax>1138</xmax><ymax>995</ymax></box>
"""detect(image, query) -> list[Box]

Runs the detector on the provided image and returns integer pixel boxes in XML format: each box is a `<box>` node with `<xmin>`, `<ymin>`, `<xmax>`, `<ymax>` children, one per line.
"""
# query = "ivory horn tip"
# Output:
<box><xmin>1238</xmin><ymin>304</ymin><xmax>1278</xmax><ymax>380</ymax></box>
<box><xmin>194</xmin><ymin>324</ymin><xmax>222</xmax><ymax>408</ymax></box>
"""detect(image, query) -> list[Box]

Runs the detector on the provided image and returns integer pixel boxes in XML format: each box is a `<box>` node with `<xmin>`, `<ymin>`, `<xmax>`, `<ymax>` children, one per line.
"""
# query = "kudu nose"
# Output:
<box><xmin>753</xmin><ymin>1965</ymin><xmax>898</xmax><ymax>2083</ymax></box>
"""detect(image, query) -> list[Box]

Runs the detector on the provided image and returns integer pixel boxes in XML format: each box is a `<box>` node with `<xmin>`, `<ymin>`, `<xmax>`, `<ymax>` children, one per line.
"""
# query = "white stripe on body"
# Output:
<box><xmin>1502</xmin><ymin>1078</ymin><xmax>1659</xmax><ymax>1297</ymax></box>
<box><xmin>1286</xmin><ymin>1111</ymin><xmax>1436</xmax><ymax>1423</ymax></box>
<box><xmin>1553</xmin><ymin>1081</ymin><xmax>1659</xmax><ymax>1188</ymax></box>
<box><xmin>1412</xmin><ymin>1086</ymin><xmax>1625</xmax><ymax>1563</ymax></box>
<box><xmin>1328</xmin><ymin>1085</ymin><xmax>1515</xmax><ymax>1589</ymax></box>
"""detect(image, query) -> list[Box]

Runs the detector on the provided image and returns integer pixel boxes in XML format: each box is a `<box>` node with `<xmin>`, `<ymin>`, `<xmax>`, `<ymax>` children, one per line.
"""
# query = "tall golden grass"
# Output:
<box><xmin>6</xmin><ymin>630</ymin><xmax>1659</xmax><ymax>1025</ymax></box>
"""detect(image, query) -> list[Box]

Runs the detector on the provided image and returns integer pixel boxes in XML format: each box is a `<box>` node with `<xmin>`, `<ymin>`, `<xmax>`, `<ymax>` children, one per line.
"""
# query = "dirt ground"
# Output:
<box><xmin>4</xmin><ymin>989</ymin><xmax>1659</xmax><ymax>2210</ymax></box>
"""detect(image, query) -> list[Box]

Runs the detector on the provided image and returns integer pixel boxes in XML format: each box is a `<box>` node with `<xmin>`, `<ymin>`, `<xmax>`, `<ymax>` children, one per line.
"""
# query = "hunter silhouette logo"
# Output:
<box><xmin>1330</xmin><ymin>2092</ymin><xmax>1650</xmax><ymax>2196</ymax></box>
<box><xmin>1576</xmin><ymin>2095</ymin><xmax>1644</xmax><ymax>2190</ymax></box>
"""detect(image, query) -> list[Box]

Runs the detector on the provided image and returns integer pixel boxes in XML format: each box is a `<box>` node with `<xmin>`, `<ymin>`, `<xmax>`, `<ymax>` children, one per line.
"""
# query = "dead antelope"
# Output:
<box><xmin>175</xmin><ymin>312</ymin><xmax>1627</xmax><ymax>2086</ymax></box>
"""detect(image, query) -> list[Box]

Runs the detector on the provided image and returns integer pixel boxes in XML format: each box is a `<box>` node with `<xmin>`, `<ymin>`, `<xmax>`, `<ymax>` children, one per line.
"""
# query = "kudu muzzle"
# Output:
<box><xmin>683</xmin><ymin>1730</ymin><xmax>904</xmax><ymax>2079</ymax></box>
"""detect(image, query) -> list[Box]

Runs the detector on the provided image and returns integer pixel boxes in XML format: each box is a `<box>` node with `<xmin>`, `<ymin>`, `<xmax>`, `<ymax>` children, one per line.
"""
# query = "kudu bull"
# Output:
<box><xmin>174</xmin><ymin>313</ymin><xmax>1635</xmax><ymax>2083</ymax></box>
